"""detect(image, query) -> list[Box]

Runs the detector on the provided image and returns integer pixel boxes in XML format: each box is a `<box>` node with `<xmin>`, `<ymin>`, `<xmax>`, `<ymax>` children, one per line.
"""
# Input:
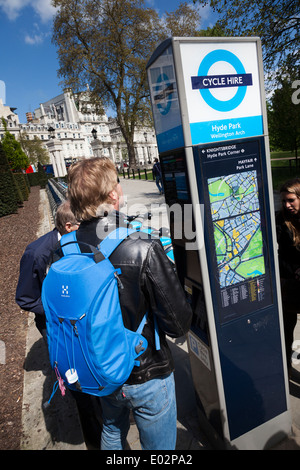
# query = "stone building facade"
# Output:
<box><xmin>0</xmin><ymin>87</ymin><xmax>158</xmax><ymax>176</ymax></box>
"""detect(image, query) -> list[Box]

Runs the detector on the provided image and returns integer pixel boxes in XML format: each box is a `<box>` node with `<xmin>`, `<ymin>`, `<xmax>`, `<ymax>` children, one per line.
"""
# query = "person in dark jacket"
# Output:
<box><xmin>276</xmin><ymin>178</ymin><xmax>300</xmax><ymax>375</ymax></box>
<box><xmin>16</xmin><ymin>200</ymin><xmax>79</xmax><ymax>337</ymax></box>
<box><xmin>66</xmin><ymin>156</ymin><xmax>192</xmax><ymax>450</ymax></box>
<box><xmin>152</xmin><ymin>157</ymin><xmax>163</xmax><ymax>194</ymax></box>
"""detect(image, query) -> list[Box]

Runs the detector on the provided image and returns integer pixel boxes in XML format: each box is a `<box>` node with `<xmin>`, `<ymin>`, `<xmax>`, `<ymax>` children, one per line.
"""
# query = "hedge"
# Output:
<box><xmin>14</xmin><ymin>172</ymin><xmax>30</xmax><ymax>202</ymax></box>
<box><xmin>0</xmin><ymin>170</ymin><xmax>18</xmax><ymax>217</ymax></box>
<box><xmin>0</xmin><ymin>143</ymin><xmax>19</xmax><ymax>217</ymax></box>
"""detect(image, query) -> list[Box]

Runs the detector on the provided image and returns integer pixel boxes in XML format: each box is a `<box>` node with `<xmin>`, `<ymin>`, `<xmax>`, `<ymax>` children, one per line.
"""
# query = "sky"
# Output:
<box><xmin>0</xmin><ymin>0</ymin><xmax>217</xmax><ymax>124</ymax></box>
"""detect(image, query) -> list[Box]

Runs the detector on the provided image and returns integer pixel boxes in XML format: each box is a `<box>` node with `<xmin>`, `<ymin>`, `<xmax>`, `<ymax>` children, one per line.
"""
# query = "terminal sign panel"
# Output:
<box><xmin>180</xmin><ymin>41</ymin><xmax>264</xmax><ymax>144</ymax></box>
<box><xmin>197</xmin><ymin>138</ymin><xmax>273</xmax><ymax>324</ymax></box>
<box><xmin>147</xmin><ymin>44</ymin><xmax>184</xmax><ymax>153</ymax></box>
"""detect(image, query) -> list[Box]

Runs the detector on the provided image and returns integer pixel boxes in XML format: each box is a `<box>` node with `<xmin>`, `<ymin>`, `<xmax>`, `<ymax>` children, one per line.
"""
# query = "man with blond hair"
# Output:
<box><xmin>65</xmin><ymin>157</ymin><xmax>192</xmax><ymax>450</ymax></box>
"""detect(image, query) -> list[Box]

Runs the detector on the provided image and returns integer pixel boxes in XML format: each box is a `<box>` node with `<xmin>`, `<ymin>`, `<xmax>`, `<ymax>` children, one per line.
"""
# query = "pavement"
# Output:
<box><xmin>20</xmin><ymin>179</ymin><xmax>300</xmax><ymax>451</ymax></box>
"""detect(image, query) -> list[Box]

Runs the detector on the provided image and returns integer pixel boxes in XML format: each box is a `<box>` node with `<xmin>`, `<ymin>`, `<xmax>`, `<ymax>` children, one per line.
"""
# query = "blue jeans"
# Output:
<box><xmin>155</xmin><ymin>175</ymin><xmax>163</xmax><ymax>193</ymax></box>
<box><xmin>100</xmin><ymin>373</ymin><xmax>177</xmax><ymax>450</ymax></box>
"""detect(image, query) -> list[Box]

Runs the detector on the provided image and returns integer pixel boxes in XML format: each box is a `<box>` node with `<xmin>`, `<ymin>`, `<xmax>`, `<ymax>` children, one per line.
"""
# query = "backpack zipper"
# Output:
<box><xmin>114</xmin><ymin>271</ymin><xmax>124</xmax><ymax>289</ymax></box>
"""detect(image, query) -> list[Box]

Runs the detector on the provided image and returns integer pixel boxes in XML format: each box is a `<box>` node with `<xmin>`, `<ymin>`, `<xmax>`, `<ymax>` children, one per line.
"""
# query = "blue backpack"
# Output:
<box><xmin>41</xmin><ymin>227</ymin><xmax>154</xmax><ymax>398</ymax></box>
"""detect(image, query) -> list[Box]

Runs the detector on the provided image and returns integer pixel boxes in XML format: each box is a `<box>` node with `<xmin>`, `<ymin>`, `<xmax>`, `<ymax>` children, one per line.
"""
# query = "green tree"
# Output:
<box><xmin>163</xmin><ymin>2</ymin><xmax>201</xmax><ymax>37</ymax></box>
<box><xmin>1</xmin><ymin>119</ymin><xmax>29</xmax><ymax>171</ymax></box>
<box><xmin>268</xmin><ymin>78</ymin><xmax>300</xmax><ymax>159</ymax></box>
<box><xmin>52</xmin><ymin>0</ymin><xmax>202</xmax><ymax>168</ymax></box>
<box><xmin>193</xmin><ymin>0</ymin><xmax>300</xmax><ymax>78</ymax></box>
<box><xmin>19</xmin><ymin>132</ymin><xmax>49</xmax><ymax>167</ymax></box>
<box><xmin>197</xmin><ymin>22</ymin><xmax>226</xmax><ymax>38</ymax></box>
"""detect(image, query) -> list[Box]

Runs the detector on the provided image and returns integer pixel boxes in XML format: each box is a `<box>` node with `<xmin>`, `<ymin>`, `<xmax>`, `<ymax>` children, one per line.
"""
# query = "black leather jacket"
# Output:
<box><xmin>59</xmin><ymin>211</ymin><xmax>192</xmax><ymax>385</ymax></box>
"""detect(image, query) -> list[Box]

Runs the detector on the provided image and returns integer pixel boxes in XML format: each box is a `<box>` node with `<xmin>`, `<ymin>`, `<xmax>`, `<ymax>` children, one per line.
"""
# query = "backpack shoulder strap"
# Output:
<box><xmin>101</xmin><ymin>229</ymin><xmax>162</xmax><ymax>351</ymax></box>
<box><xmin>60</xmin><ymin>227</ymin><xmax>136</xmax><ymax>260</ymax></box>
<box><xmin>60</xmin><ymin>231</ymin><xmax>80</xmax><ymax>255</ymax></box>
<box><xmin>99</xmin><ymin>227</ymin><xmax>136</xmax><ymax>258</ymax></box>
<box><xmin>136</xmin><ymin>312</ymin><xmax>161</xmax><ymax>351</ymax></box>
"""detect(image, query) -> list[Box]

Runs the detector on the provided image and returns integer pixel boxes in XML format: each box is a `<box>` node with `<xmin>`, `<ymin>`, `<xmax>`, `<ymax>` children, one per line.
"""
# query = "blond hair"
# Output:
<box><xmin>280</xmin><ymin>178</ymin><xmax>300</xmax><ymax>249</ymax></box>
<box><xmin>67</xmin><ymin>157</ymin><xmax>118</xmax><ymax>221</ymax></box>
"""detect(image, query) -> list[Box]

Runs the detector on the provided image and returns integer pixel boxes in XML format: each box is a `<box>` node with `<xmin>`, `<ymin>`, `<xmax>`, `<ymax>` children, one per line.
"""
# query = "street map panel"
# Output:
<box><xmin>208</xmin><ymin>171</ymin><xmax>265</xmax><ymax>288</ymax></box>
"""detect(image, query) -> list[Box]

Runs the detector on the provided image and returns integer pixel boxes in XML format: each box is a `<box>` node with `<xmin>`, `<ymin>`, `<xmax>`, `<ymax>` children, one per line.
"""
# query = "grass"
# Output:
<box><xmin>119</xmin><ymin>169</ymin><xmax>154</xmax><ymax>181</ymax></box>
<box><xmin>270</xmin><ymin>150</ymin><xmax>300</xmax><ymax>190</ymax></box>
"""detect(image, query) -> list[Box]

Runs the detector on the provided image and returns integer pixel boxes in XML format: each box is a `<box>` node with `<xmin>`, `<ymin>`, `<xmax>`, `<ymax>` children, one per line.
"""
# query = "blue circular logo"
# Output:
<box><xmin>198</xmin><ymin>50</ymin><xmax>247</xmax><ymax>112</ymax></box>
<box><xmin>155</xmin><ymin>73</ymin><xmax>173</xmax><ymax>115</ymax></box>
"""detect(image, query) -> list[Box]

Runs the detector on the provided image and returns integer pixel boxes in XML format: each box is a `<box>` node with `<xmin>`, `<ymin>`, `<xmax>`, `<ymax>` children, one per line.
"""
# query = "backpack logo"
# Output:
<box><xmin>61</xmin><ymin>285</ymin><xmax>70</xmax><ymax>297</ymax></box>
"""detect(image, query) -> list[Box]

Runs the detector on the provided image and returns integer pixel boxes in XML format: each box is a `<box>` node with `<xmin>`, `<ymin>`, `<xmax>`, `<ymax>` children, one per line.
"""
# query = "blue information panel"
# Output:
<box><xmin>196</xmin><ymin>138</ymin><xmax>273</xmax><ymax>324</ymax></box>
<box><xmin>193</xmin><ymin>137</ymin><xmax>287</xmax><ymax>440</ymax></box>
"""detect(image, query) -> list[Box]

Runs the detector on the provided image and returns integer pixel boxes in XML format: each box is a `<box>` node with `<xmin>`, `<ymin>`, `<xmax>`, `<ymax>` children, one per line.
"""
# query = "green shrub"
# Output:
<box><xmin>0</xmin><ymin>171</ymin><xmax>18</xmax><ymax>217</ymax></box>
<box><xmin>14</xmin><ymin>172</ymin><xmax>30</xmax><ymax>201</ymax></box>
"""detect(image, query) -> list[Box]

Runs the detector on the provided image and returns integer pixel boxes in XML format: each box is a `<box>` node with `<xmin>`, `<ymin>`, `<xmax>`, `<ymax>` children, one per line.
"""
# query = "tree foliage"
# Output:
<box><xmin>163</xmin><ymin>2</ymin><xmax>201</xmax><ymax>37</ymax></box>
<box><xmin>268</xmin><ymin>78</ymin><xmax>300</xmax><ymax>157</ymax></box>
<box><xmin>1</xmin><ymin>119</ymin><xmax>29</xmax><ymax>171</ymax></box>
<box><xmin>52</xmin><ymin>0</ymin><xmax>201</xmax><ymax>167</ymax></box>
<box><xmin>194</xmin><ymin>0</ymin><xmax>300</xmax><ymax>79</ymax></box>
<box><xmin>19</xmin><ymin>132</ymin><xmax>50</xmax><ymax>167</ymax></box>
<box><xmin>197</xmin><ymin>22</ymin><xmax>226</xmax><ymax>38</ymax></box>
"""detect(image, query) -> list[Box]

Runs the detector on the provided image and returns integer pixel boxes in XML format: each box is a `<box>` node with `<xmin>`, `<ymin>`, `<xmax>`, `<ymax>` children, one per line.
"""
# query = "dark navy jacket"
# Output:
<box><xmin>16</xmin><ymin>229</ymin><xmax>59</xmax><ymax>315</ymax></box>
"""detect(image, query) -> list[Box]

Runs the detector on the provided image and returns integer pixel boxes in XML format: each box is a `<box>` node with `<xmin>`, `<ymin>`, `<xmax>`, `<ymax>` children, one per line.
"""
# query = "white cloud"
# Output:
<box><xmin>0</xmin><ymin>0</ymin><xmax>57</xmax><ymax>23</ymax></box>
<box><xmin>23</xmin><ymin>20</ymin><xmax>51</xmax><ymax>45</ymax></box>
<box><xmin>32</xmin><ymin>0</ymin><xmax>57</xmax><ymax>23</ymax></box>
<box><xmin>0</xmin><ymin>0</ymin><xmax>57</xmax><ymax>46</ymax></box>
<box><xmin>199</xmin><ymin>3</ymin><xmax>212</xmax><ymax>21</ymax></box>
<box><xmin>24</xmin><ymin>33</ymin><xmax>44</xmax><ymax>45</ymax></box>
<box><xmin>0</xmin><ymin>0</ymin><xmax>29</xmax><ymax>20</ymax></box>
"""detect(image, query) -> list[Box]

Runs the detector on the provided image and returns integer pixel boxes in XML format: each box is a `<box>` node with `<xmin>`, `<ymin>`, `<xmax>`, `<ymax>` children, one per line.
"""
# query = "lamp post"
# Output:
<box><xmin>48</xmin><ymin>126</ymin><xmax>55</xmax><ymax>139</ymax></box>
<box><xmin>91</xmin><ymin>128</ymin><xmax>97</xmax><ymax>140</ymax></box>
<box><xmin>143</xmin><ymin>131</ymin><xmax>150</xmax><ymax>165</ymax></box>
<box><xmin>46</xmin><ymin>126</ymin><xmax>67</xmax><ymax>177</ymax></box>
<box><xmin>90</xmin><ymin>128</ymin><xmax>103</xmax><ymax>157</ymax></box>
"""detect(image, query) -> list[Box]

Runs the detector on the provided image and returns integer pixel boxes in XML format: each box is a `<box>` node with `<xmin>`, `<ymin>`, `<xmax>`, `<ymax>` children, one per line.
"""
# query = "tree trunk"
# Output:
<box><xmin>127</xmin><ymin>142</ymin><xmax>137</xmax><ymax>169</ymax></box>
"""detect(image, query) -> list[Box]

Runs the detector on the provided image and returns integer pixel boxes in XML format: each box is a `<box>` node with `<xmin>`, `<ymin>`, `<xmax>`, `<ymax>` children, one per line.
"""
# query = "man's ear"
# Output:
<box><xmin>65</xmin><ymin>221</ymin><xmax>73</xmax><ymax>233</ymax></box>
<box><xmin>109</xmin><ymin>189</ymin><xmax>118</xmax><ymax>206</ymax></box>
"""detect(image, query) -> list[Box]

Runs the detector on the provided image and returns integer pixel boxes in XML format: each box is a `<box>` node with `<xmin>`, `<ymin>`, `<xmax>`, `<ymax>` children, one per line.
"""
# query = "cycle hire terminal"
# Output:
<box><xmin>147</xmin><ymin>37</ymin><xmax>291</xmax><ymax>450</ymax></box>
